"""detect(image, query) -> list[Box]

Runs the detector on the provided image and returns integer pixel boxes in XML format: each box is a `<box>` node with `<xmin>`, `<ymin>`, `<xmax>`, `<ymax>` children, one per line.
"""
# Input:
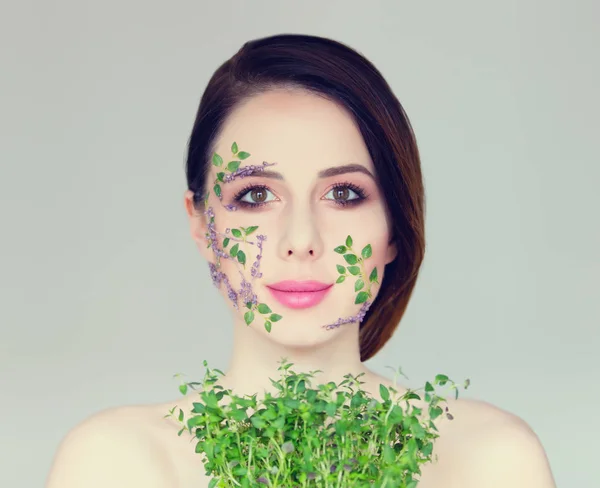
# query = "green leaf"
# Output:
<box><xmin>246</xmin><ymin>301</ymin><xmax>252</xmax><ymax>309</ymax></box>
<box><xmin>361</xmin><ymin>244</ymin><xmax>372</xmax><ymax>259</ymax></box>
<box><xmin>230</xmin><ymin>408</ymin><xmax>248</xmax><ymax>422</ymax></box>
<box><xmin>379</xmin><ymin>384</ymin><xmax>390</xmax><ymax>402</ymax></box>
<box><xmin>383</xmin><ymin>444</ymin><xmax>395</xmax><ymax>463</ymax></box>
<box><xmin>227</xmin><ymin>160</ymin><xmax>241</xmax><ymax>172</ymax></box>
<box><xmin>347</xmin><ymin>266</ymin><xmax>361</xmax><ymax>276</ymax></box>
<box><xmin>369</xmin><ymin>266</ymin><xmax>378</xmax><ymax>283</ymax></box>
<box><xmin>244</xmin><ymin>225</ymin><xmax>259</xmax><ymax>235</ymax></box>
<box><xmin>212</xmin><ymin>153</ymin><xmax>223</xmax><ymax>167</ymax></box>
<box><xmin>216</xmin><ymin>172</ymin><xmax>225</xmax><ymax>182</ymax></box>
<box><xmin>230</xmin><ymin>243</ymin><xmax>239</xmax><ymax>257</ymax></box>
<box><xmin>258</xmin><ymin>303</ymin><xmax>272</xmax><ymax>314</ymax></box>
<box><xmin>238</xmin><ymin>151</ymin><xmax>251</xmax><ymax>160</ymax></box>
<box><xmin>231</xmin><ymin>142</ymin><xmax>238</xmax><ymax>154</ymax></box>
<box><xmin>336</xmin><ymin>264</ymin><xmax>346</xmax><ymax>274</ymax></box>
<box><xmin>244</xmin><ymin>310</ymin><xmax>254</xmax><ymax>325</ymax></box>
<box><xmin>334</xmin><ymin>245</ymin><xmax>347</xmax><ymax>254</ymax></box>
<box><xmin>429</xmin><ymin>405</ymin><xmax>443</xmax><ymax>421</ymax></box>
<box><xmin>354</xmin><ymin>279</ymin><xmax>364</xmax><ymax>292</ymax></box>
<box><xmin>269</xmin><ymin>313</ymin><xmax>282</xmax><ymax>322</ymax></box>
<box><xmin>187</xmin><ymin>415</ymin><xmax>204</xmax><ymax>428</ymax></box>
<box><xmin>213</xmin><ymin>184</ymin><xmax>221</xmax><ymax>198</ymax></box>
<box><xmin>355</xmin><ymin>291</ymin><xmax>369</xmax><ymax>304</ymax></box>
<box><xmin>223</xmin><ymin>237</ymin><xmax>230</xmax><ymax>248</ymax></box>
<box><xmin>336</xmin><ymin>275</ymin><xmax>346</xmax><ymax>284</ymax></box>
<box><xmin>345</xmin><ymin>235</ymin><xmax>353</xmax><ymax>248</ymax></box>
<box><xmin>237</xmin><ymin>250</ymin><xmax>246</xmax><ymax>265</ymax></box>
<box><xmin>435</xmin><ymin>374</ymin><xmax>449</xmax><ymax>386</ymax></box>
<box><xmin>421</xmin><ymin>441</ymin><xmax>434</xmax><ymax>457</ymax></box>
<box><xmin>179</xmin><ymin>384</ymin><xmax>188</xmax><ymax>395</ymax></box>
<box><xmin>325</xmin><ymin>402</ymin><xmax>337</xmax><ymax>417</ymax></box>
<box><xmin>343</xmin><ymin>254</ymin><xmax>358</xmax><ymax>265</ymax></box>
<box><xmin>191</xmin><ymin>402</ymin><xmax>205</xmax><ymax>414</ymax></box>
<box><xmin>265</xmin><ymin>320</ymin><xmax>272</xmax><ymax>333</ymax></box>
<box><xmin>250</xmin><ymin>416</ymin><xmax>266</xmax><ymax>429</ymax></box>
<box><xmin>231</xmin><ymin>228</ymin><xmax>242</xmax><ymax>238</ymax></box>
<box><xmin>350</xmin><ymin>393</ymin><xmax>366</xmax><ymax>409</ymax></box>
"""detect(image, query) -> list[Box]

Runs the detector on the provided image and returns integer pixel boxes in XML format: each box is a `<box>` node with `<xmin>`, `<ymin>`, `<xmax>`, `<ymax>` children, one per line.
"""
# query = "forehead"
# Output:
<box><xmin>214</xmin><ymin>89</ymin><xmax>374</xmax><ymax>175</ymax></box>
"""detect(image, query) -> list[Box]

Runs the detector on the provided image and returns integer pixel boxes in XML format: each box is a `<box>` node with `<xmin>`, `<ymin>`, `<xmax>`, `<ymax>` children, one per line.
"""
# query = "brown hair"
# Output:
<box><xmin>185</xmin><ymin>33</ymin><xmax>426</xmax><ymax>361</ymax></box>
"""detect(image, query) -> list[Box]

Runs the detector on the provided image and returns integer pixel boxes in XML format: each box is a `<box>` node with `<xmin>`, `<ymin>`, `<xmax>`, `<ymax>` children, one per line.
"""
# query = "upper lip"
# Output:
<box><xmin>267</xmin><ymin>280</ymin><xmax>333</xmax><ymax>292</ymax></box>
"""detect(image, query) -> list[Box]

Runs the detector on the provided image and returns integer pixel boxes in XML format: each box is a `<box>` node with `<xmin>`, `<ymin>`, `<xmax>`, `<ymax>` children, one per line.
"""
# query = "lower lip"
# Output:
<box><xmin>266</xmin><ymin>285</ymin><xmax>333</xmax><ymax>309</ymax></box>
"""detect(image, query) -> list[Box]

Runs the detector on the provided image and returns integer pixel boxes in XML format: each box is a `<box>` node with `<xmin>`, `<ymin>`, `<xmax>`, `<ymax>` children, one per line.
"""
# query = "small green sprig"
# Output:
<box><xmin>219</xmin><ymin>226</ymin><xmax>257</xmax><ymax>268</ymax></box>
<box><xmin>207</xmin><ymin>141</ymin><xmax>251</xmax><ymax>205</ymax></box>
<box><xmin>333</xmin><ymin>235</ymin><xmax>379</xmax><ymax>305</ymax></box>
<box><xmin>166</xmin><ymin>359</ymin><xmax>470</xmax><ymax>487</ymax></box>
<box><xmin>243</xmin><ymin>302</ymin><xmax>282</xmax><ymax>334</ymax></box>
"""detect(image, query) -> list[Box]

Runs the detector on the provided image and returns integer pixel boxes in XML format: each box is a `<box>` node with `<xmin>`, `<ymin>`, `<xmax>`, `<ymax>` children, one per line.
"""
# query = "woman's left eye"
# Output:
<box><xmin>324</xmin><ymin>185</ymin><xmax>366</xmax><ymax>205</ymax></box>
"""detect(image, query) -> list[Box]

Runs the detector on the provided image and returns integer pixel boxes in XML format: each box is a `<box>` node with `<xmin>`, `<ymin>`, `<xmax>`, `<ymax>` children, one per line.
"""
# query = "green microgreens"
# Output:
<box><xmin>166</xmin><ymin>359</ymin><xmax>470</xmax><ymax>487</ymax></box>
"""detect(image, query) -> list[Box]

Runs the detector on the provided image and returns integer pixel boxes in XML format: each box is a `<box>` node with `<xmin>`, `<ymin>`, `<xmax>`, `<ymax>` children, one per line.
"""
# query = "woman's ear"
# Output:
<box><xmin>183</xmin><ymin>190</ymin><xmax>216</xmax><ymax>266</ymax></box>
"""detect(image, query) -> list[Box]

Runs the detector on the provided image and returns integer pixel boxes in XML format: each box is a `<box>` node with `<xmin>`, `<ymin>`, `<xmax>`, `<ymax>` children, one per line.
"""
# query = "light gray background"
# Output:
<box><xmin>1</xmin><ymin>1</ymin><xmax>598</xmax><ymax>487</ymax></box>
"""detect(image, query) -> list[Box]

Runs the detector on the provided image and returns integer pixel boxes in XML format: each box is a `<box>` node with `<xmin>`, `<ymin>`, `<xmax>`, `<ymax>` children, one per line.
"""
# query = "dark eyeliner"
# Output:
<box><xmin>329</xmin><ymin>181</ymin><xmax>369</xmax><ymax>207</ymax></box>
<box><xmin>232</xmin><ymin>183</ymin><xmax>271</xmax><ymax>209</ymax></box>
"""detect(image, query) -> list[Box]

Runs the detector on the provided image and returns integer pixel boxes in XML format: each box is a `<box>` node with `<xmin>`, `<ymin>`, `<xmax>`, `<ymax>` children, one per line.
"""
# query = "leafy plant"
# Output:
<box><xmin>166</xmin><ymin>142</ymin><xmax>470</xmax><ymax>486</ymax></box>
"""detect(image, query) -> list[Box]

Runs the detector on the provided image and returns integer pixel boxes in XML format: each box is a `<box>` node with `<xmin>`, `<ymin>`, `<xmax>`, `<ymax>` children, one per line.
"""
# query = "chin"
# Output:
<box><xmin>263</xmin><ymin>325</ymin><xmax>344</xmax><ymax>347</ymax></box>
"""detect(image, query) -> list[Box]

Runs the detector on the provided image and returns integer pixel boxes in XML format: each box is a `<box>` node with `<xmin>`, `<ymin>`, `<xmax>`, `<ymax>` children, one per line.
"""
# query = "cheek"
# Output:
<box><xmin>325</xmin><ymin>208</ymin><xmax>391</xmax><ymax>249</ymax></box>
<box><xmin>207</xmin><ymin>206</ymin><xmax>272</xmax><ymax>300</ymax></box>
<box><xmin>328</xmin><ymin>211</ymin><xmax>391</xmax><ymax>287</ymax></box>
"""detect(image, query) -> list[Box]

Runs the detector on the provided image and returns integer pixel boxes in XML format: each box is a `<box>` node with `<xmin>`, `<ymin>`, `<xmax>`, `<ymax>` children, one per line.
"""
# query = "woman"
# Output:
<box><xmin>46</xmin><ymin>33</ymin><xmax>556</xmax><ymax>487</ymax></box>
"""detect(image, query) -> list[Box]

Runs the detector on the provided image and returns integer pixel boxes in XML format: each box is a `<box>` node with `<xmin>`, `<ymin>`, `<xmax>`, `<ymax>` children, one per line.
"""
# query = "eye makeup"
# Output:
<box><xmin>231</xmin><ymin>180</ymin><xmax>370</xmax><ymax>210</ymax></box>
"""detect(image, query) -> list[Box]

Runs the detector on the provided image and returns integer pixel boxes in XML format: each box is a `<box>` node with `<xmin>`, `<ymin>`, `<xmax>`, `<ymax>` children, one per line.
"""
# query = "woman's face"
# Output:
<box><xmin>185</xmin><ymin>89</ymin><xmax>397</xmax><ymax>347</ymax></box>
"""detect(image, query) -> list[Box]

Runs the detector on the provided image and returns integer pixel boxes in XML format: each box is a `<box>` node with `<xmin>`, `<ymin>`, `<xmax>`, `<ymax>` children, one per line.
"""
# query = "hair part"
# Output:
<box><xmin>185</xmin><ymin>33</ymin><xmax>426</xmax><ymax>361</ymax></box>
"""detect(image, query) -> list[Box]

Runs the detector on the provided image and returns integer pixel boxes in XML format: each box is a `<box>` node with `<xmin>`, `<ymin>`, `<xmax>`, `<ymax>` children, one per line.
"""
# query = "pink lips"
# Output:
<box><xmin>266</xmin><ymin>280</ymin><xmax>333</xmax><ymax>309</ymax></box>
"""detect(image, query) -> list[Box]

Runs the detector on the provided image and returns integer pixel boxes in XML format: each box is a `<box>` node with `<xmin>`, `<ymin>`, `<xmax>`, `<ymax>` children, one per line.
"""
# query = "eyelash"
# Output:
<box><xmin>232</xmin><ymin>181</ymin><xmax>370</xmax><ymax>209</ymax></box>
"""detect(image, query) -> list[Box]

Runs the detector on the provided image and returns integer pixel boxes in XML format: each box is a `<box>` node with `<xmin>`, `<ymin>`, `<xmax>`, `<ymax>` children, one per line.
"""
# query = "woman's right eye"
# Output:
<box><xmin>234</xmin><ymin>185</ymin><xmax>277</xmax><ymax>208</ymax></box>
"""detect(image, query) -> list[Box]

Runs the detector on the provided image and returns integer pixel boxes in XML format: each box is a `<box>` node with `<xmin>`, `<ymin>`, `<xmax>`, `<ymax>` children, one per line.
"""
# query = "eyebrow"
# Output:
<box><xmin>238</xmin><ymin>163</ymin><xmax>375</xmax><ymax>181</ymax></box>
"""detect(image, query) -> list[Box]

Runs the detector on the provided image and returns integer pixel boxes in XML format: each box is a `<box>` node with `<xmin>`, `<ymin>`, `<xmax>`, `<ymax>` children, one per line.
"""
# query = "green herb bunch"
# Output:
<box><xmin>167</xmin><ymin>359</ymin><xmax>468</xmax><ymax>488</ymax></box>
<box><xmin>167</xmin><ymin>142</ymin><xmax>470</xmax><ymax>487</ymax></box>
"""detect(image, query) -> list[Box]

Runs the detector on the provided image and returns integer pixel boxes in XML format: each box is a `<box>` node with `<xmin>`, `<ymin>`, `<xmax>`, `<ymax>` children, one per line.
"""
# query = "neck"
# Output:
<box><xmin>219</xmin><ymin>312</ymin><xmax>374</xmax><ymax>398</ymax></box>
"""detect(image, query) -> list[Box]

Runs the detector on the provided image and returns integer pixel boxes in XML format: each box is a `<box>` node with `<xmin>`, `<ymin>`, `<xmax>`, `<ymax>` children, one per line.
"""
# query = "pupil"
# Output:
<box><xmin>252</xmin><ymin>189</ymin><xmax>266</xmax><ymax>202</ymax></box>
<box><xmin>336</xmin><ymin>188</ymin><xmax>349</xmax><ymax>200</ymax></box>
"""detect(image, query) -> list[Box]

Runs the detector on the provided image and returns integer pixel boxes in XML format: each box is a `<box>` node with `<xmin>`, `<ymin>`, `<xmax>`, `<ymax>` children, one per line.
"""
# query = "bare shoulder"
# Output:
<box><xmin>449</xmin><ymin>396</ymin><xmax>524</xmax><ymax>426</ymax></box>
<box><xmin>458</xmin><ymin>399</ymin><xmax>556</xmax><ymax>487</ymax></box>
<box><xmin>435</xmin><ymin>395</ymin><xmax>540</xmax><ymax>449</ymax></box>
<box><xmin>421</xmin><ymin>397</ymin><xmax>556</xmax><ymax>488</ymax></box>
<box><xmin>45</xmin><ymin>405</ymin><xmax>176</xmax><ymax>488</ymax></box>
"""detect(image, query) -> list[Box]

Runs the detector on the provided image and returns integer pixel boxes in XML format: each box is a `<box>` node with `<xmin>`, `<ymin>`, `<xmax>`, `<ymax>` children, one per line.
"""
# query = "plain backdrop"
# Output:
<box><xmin>1</xmin><ymin>1</ymin><xmax>598</xmax><ymax>487</ymax></box>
